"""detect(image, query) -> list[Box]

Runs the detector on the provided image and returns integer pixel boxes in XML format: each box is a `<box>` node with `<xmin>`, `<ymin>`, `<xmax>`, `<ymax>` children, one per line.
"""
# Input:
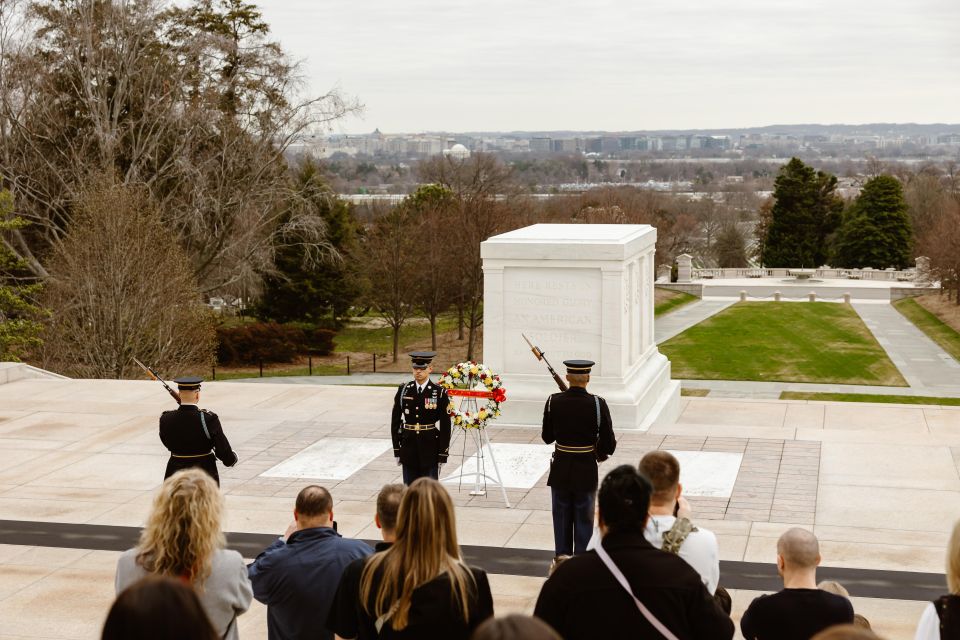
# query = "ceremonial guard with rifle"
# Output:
<box><xmin>155</xmin><ymin>375</ymin><xmax>238</xmax><ymax>486</ymax></box>
<box><xmin>391</xmin><ymin>351</ymin><xmax>452</xmax><ymax>485</ymax></box>
<box><xmin>541</xmin><ymin>359</ymin><xmax>617</xmax><ymax>560</ymax></box>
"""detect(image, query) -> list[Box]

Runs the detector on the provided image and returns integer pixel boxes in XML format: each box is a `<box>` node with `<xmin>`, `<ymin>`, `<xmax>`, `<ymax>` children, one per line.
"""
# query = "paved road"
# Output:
<box><xmin>655</xmin><ymin>299</ymin><xmax>737</xmax><ymax>344</ymax></box>
<box><xmin>853</xmin><ymin>302</ymin><xmax>960</xmax><ymax>391</ymax></box>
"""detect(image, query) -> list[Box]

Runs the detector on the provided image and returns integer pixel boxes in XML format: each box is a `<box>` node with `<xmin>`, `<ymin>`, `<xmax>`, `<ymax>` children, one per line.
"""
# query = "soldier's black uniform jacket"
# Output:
<box><xmin>542</xmin><ymin>386</ymin><xmax>616</xmax><ymax>492</ymax></box>
<box><xmin>391</xmin><ymin>380</ymin><xmax>452</xmax><ymax>468</ymax></box>
<box><xmin>160</xmin><ymin>404</ymin><xmax>238</xmax><ymax>485</ymax></box>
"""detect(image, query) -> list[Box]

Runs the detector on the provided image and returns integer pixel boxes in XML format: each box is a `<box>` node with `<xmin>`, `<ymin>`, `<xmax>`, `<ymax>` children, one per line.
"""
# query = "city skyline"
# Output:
<box><xmin>257</xmin><ymin>0</ymin><xmax>959</xmax><ymax>134</ymax></box>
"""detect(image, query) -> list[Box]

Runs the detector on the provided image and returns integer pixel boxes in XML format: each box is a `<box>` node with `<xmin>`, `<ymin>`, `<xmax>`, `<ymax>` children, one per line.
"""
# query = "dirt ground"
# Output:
<box><xmin>915</xmin><ymin>293</ymin><xmax>960</xmax><ymax>333</ymax></box>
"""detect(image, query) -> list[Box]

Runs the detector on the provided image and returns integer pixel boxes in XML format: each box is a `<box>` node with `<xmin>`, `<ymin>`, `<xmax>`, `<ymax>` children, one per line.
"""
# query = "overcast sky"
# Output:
<box><xmin>256</xmin><ymin>0</ymin><xmax>960</xmax><ymax>134</ymax></box>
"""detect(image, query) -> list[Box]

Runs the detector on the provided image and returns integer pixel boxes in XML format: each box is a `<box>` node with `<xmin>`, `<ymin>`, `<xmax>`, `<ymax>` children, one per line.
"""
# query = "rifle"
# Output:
<box><xmin>522</xmin><ymin>334</ymin><xmax>568</xmax><ymax>392</ymax></box>
<box><xmin>133</xmin><ymin>357</ymin><xmax>181</xmax><ymax>405</ymax></box>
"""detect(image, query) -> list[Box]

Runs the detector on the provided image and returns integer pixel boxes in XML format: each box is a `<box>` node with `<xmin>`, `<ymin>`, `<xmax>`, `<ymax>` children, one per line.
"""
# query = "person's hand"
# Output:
<box><xmin>395</xmin><ymin>457</ymin><xmax>401</xmax><ymax>467</ymax></box>
<box><xmin>676</xmin><ymin>496</ymin><xmax>692</xmax><ymax>520</ymax></box>
<box><xmin>283</xmin><ymin>520</ymin><xmax>297</xmax><ymax>541</ymax></box>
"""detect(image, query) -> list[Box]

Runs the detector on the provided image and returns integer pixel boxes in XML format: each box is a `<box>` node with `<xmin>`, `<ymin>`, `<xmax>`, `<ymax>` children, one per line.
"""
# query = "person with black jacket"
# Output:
<box><xmin>534</xmin><ymin>465</ymin><xmax>734</xmax><ymax>640</ymax></box>
<box><xmin>159</xmin><ymin>376</ymin><xmax>237</xmax><ymax>485</ymax></box>
<box><xmin>541</xmin><ymin>359</ymin><xmax>617</xmax><ymax>558</ymax></box>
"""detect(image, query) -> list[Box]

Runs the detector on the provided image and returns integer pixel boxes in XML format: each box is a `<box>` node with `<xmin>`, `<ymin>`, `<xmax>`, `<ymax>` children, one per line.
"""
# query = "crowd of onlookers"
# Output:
<box><xmin>102</xmin><ymin>455</ymin><xmax>960</xmax><ymax>639</ymax></box>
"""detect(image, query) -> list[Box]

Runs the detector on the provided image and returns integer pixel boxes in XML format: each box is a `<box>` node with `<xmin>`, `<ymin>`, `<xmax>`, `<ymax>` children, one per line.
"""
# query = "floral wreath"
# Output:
<box><xmin>437</xmin><ymin>361</ymin><xmax>506</xmax><ymax>429</ymax></box>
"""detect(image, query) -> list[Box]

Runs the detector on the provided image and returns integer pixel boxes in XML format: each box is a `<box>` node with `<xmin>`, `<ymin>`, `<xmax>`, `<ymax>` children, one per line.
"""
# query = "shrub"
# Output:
<box><xmin>215</xmin><ymin>322</ymin><xmax>336</xmax><ymax>365</ymax></box>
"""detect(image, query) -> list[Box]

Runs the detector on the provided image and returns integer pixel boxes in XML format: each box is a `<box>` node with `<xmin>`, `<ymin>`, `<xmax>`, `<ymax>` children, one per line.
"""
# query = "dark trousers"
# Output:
<box><xmin>551</xmin><ymin>487</ymin><xmax>595</xmax><ymax>556</ymax></box>
<box><xmin>402</xmin><ymin>461</ymin><xmax>439</xmax><ymax>485</ymax></box>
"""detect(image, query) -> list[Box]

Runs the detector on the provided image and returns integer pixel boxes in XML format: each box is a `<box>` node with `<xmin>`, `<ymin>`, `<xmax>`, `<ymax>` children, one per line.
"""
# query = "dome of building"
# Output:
<box><xmin>444</xmin><ymin>143</ymin><xmax>471</xmax><ymax>160</ymax></box>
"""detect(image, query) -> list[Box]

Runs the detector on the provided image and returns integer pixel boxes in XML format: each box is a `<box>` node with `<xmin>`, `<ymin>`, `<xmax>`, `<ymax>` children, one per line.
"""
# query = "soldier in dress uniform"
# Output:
<box><xmin>391</xmin><ymin>352</ymin><xmax>452</xmax><ymax>485</ymax></box>
<box><xmin>159</xmin><ymin>376</ymin><xmax>238</xmax><ymax>486</ymax></box>
<box><xmin>542</xmin><ymin>359</ymin><xmax>617</xmax><ymax>559</ymax></box>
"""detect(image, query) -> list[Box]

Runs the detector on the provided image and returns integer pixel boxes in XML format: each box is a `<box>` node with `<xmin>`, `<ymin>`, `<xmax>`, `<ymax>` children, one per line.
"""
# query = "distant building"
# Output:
<box><xmin>443</xmin><ymin>143</ymin><xmax>471</xmax><ymax>160</ymax></box>
<box><xmin>530</xmin><ymin>137</ymin><xmax>553</xmax><ymax>153</ymax></box>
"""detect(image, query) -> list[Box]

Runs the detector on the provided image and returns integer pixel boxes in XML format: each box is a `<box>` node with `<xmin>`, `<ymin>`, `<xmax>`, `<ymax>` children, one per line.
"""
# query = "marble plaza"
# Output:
<box><xmin>1</xmin><ymin>373</ymin><xmax>959</xmax><ymax>639</ymax></box>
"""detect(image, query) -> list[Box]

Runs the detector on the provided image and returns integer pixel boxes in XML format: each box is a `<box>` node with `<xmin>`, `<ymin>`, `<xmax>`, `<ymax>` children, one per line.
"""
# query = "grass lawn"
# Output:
<box><xmin>680</xmin><ymin>388</ymin><xmax>710</xmax><ymax>397</ymax></box>
<box><xmin>655</xmin><ymin>289</ymin><xmax>698</xmax><ymax>317</ymax></box>
<box><xmin>333</xmin><ymin>314</ymin><xmax>460</xmax><ymax>354</ymax></box>
<box><xmin>780</xmin><ymin>391</ymin><xmax>960</xmax><ymax>406</ymax></box>
<box><xmin>893</xmin><ymin>297</ymin><xmax>960</xmax><ymax>362</ymax></box>
<box><xmin>213</xmin><ymin>363</ymin><xmax>347</xmax><ymax>380</ymax></box>
<box><xmin>659</xmin><ymin>302</ymin><xmax>906</xmax><ymax>386</ymax></box>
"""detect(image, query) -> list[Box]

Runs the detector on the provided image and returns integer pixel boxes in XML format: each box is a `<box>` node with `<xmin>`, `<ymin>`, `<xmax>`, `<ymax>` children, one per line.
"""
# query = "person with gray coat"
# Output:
<box><xmin>115</xmin><ymin>469</ymin><xmax>252</xmax><ymax>639</ymax></box>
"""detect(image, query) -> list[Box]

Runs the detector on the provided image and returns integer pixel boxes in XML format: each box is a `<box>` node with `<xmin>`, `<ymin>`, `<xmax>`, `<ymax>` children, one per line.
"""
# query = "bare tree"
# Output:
<box><xmin>0</xmin><ymin>0</ymin><xmax>357</xmax><ymax>293</ymax></box>
<box><xmin>41</xmin><ymin>176</ymin><xmax>216</xmax><ymax>378</ymax></box>
<box><xmin>359</xmin><ymin>204</ymin><xmax>419</xmax><ymax>362</ymax></box>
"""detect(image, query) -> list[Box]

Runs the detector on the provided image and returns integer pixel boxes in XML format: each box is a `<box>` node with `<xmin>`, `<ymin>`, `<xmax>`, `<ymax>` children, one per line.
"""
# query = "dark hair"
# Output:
<box><xmin>810</xmin><ymin>624</ymin><xmax>882</xmax><ymax>640</ymax></box>
<box><xmin>470</xmin><ymin>614</ymin><xmax>561</xmax><ymax>640</ymax></box>
<box><xmin>598</xmin><ymin>465</ymin><xmax>652</xmax><ymax>534</ymax></box>
<box><xmin>102</xmin><ymin>575</ymin><xmax>217</xmax><ymax>640</ymax></box>
<box><xmin>638</xmin><ymin>450</ymin><xmax>680</xmax><ymax>505</ymax></box>
<box><xmin>296</xmin><ymin>485</ymin><xmax>333</xmax><ymax>517</ymax></box>
<box><xmin>377</xmin><ymin>483</ymin><xmax>405</xmax><ymax>532</ymax></box>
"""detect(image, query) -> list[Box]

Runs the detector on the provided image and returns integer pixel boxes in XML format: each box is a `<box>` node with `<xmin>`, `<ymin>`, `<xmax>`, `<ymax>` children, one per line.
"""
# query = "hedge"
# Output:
<box><xmin>216</xmin><ymin>322</ymin><xmax>336</xmax><ymax>365</ymax></box>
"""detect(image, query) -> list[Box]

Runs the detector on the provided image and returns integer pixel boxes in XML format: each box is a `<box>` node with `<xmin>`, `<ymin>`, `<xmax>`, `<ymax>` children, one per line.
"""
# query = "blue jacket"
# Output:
<box><xmin>248</xmin><ymin>527</ymin><xmax>372</xmax><ymax>640</ymax></box>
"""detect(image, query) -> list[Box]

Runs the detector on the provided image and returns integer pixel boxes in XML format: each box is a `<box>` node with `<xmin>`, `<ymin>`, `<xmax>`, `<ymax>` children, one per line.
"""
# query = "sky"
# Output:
<box><xmin>255</xmin><ymin>0</ymin><xmax>960</xmax><ymax>134</ymax></box>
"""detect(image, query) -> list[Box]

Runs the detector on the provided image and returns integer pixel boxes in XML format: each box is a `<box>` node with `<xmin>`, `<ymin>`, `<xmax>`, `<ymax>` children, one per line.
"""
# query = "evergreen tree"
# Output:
<box><xmin>763</xmin><ymin>158</ymin><xmax>843</xmax><ymax>267</ymax></box>
<box><xmin>0</xmin><ymin>189</ymin><xmax>45</xmax><ymax>361</ymax></box>
<box><xmin>832</xmin><ymin>175</ymin><xmax>913</xmax><ymax>269</ymax></box>
<box><xmin>257</xmin><ymin>160</ymin><xmax>361</xmax><ymax>325</ymax></box>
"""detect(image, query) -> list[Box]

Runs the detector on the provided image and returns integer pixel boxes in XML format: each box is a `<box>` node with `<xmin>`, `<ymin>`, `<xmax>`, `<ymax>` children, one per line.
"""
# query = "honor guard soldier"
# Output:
<box><xmin>391</xmin><ymin>351</ymin><xmax>452</xmax><ymax>485</ymax></box>
<box><xmin>160</xmin><ymin>376</ymin><xmax>238</xmax><ymax>486</ymax></box>
<box><xmin>542</xmin><ymin>359</ymin><xmax>617</xmax><ymax>559</ymax></box>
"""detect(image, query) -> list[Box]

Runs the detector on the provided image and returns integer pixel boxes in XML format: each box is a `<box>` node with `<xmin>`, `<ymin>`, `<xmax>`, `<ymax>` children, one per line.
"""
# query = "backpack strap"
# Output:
<box><xmin>661</xmin><ymin>517</ymin><xmax>698</xmax><ymax>555</ymax></box>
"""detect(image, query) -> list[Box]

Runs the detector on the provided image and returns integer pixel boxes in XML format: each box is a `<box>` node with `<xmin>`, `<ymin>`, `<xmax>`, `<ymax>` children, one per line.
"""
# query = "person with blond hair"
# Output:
<box><xmin>915</xmin><ymin>517</ymin><xmax>960</xmax><ymax>639</ymax></box>
<box><xmin>115</xmin><ymin>469</ymin><xmax>252</xmax><ymax>640</ymax></box>
<box><xmin>352</xmin><ymin>478</ymin><xmax>493</xmax><ymax>639</ymax></box>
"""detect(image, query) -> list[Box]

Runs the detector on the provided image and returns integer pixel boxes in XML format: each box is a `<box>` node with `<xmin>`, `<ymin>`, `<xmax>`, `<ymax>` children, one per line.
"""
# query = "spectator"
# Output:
<box><xmin>103</xmin><ymin>575</ymin><xmax>217</xmax><ymax>640</ymax></box>
<box><xmin>248</xmin><ymin>485</ymin><xmax>372</xmax><ymax>640</ymax></box>
<box><xmin>470</xmin><ymin>614</ymin><xmax>561</xmax><ymax>640</ymax></box>
<box><xmin>115</xmin><ymin>469</ymin><xmax>252</xmax><ymax>640</ymax></box>
<box><xmin>534</xmin><ymin>464</ymin><xmax>734</xmax><ymax>640</ymax></box>
<box><xmin>638</xmin><ymin>450</ymin><xmax>720</xmax><ymax>594</ymax></box>
<box><xmin>914</xmin><ymin>517</ymin><xmax>960</xmax><ymax>639</ymax></box>
<box><xmin>741</xmin><ymin>528</ymin><xmax>854</xmax><ymax>640</ymax></box>
<box><xmin>355</xmin><ymin>478</ymin><xmax>494</xmax><ymax>638</ymax></box>
<box><xmin>818</xmin><ymin>580</ymin><xmax>873</xmax><ymax>630</ymax></box>
<box><xmin>327</xmin><ymin>483</ymin><xmax>405</xmax><ymax>639</ymax></box>
<box><xmin>811</xmin><ymin>625</ymin><xmax>885</xmax><ymax>640</ymax></box>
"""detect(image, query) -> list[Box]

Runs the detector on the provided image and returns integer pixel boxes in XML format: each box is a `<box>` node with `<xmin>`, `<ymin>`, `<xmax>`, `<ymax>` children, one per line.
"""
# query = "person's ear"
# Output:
<box><xmin>676</xmin><ymin>483</ymin><xmax>683</xmax><ymax>500</ymax></box>
<box><xmin>815</xmin><ymin>553</ymin><xmax>822</xmax><ymax>567</ymax></box>
<box><xmin>776</xmin><ymin>554</ymin><xmax>785</xmax><ymax>573</ymax></box>
<box><xmin>375</xmin><ymin>513</ymin><xmax>382</xmax><ymax>530</ymax></box>
<box><xmin>293</xmin><ymin>509</ymin><xmax>300</xmax><ymax>523</ymax></box>
<box><xmin>328</xmin><ymin>508</ymin><xmax>334</xmax><ymax>523</ymax></box>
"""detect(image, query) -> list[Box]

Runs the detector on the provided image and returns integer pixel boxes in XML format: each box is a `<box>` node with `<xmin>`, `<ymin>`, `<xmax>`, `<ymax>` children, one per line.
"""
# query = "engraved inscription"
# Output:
<box><xmin>503</xmin><ymin>267</ymin><xmax>602</xmax><ymax>373</ymax></box>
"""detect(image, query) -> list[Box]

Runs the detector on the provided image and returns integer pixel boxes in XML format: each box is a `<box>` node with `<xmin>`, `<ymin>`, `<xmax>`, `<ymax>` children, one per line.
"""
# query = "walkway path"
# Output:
<box><xmin>852</xmin><ymin>302</ymin><xmax>960</xmax><ymax>391</ymax></box>
<box><xmin>654</xmin><ymin>298</ymin><xmax>736</xmax><ymax>344</ymax></box>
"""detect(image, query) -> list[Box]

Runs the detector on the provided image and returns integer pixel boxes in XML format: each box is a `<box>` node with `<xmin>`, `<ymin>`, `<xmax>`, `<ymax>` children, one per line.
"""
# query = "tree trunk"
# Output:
<box><xmin>392</xmin><ymin>324</ymin><xmax>400</xmax><ymax>362</ymax></box>
<box><xmin>457</xmin><ymin>301</ymin><xmax>465</xmax><ymax>340</ymax></box>
<box><xmin>430</xmin><ymin>313</ymin><xmax>437</xmax><ymax>350</ymax></box>
<box><xmin>466</xmin><ymin>296</ymin><xmax>481</xmax><ymax>361</ymax></box>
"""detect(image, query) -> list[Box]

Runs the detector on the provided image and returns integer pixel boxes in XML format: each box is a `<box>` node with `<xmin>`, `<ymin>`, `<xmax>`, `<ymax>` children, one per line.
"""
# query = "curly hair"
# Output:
<box><xmin>136</xmin><ymin>469</ymin><xmax>225</xmax><ymax>587</ymax></box>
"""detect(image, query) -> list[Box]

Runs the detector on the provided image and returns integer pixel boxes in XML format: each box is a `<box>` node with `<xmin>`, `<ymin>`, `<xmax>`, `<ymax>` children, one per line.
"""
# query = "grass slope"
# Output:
<box><xmin>659</xmin><ymin>302</ymin><xmax>906</xmax><ymax>386</ymax></box>
<box><xmin>654</xmin><ymin>289</ymin><xmax>698</xmax><ymax>317</ymax></box>
<box><xmin>893</xmin><ymin>297</ymin><xmax>960</xmax><ymax>362</ymax></box>
<box><xmin>780</xmin><ymin>391</ymin><xmax>960</xmax><ymax>406</ymax></box>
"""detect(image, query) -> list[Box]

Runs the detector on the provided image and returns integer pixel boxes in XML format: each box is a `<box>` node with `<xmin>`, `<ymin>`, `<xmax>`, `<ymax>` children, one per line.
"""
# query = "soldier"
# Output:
<box><xmin>391</xmin><ymin>352</ymin><xmax>451</xmax><ymax>485</ymax></box>
<box><xmin>542</xmin><ymin>359</ymin><xmax>617</xmax><ymax>559</ymax></box>
<box><xmin>159</xmin><ymin>376</ymin><xmax>238</xmax><ymax>486</ymax></box>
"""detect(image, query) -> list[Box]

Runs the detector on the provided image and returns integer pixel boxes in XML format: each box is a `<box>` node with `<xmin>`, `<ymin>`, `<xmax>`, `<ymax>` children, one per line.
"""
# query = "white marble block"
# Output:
<box><xmin>481</xmin><ymin>224</ymin><xmax>680</xmax><ymax>430</ymax></box>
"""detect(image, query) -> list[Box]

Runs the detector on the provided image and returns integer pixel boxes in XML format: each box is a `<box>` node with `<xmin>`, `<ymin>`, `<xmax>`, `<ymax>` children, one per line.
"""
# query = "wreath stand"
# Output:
<box><xmin>440</xmin><ymin>367</ymin><xmax>511</xmax><ymax>508</ymax></box>
<box><xmin>444</xmin><ymin>423</ymin><xmax>511</xmax><ymax>508</ymax></box>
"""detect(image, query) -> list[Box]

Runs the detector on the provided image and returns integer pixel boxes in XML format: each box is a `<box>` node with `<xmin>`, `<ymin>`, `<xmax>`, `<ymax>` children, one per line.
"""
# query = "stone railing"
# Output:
<box><xmin>690</xmin><ymin>267</ymin><xmax>918</xmax><ymax>282</ymax></box>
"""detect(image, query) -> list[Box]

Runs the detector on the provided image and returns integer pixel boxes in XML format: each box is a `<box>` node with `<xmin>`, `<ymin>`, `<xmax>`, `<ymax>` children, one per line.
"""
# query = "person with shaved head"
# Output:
<box><xmin>740</xmin><ymin>528</ymin><xmax>853</xmax><ymax>640</ymax></box>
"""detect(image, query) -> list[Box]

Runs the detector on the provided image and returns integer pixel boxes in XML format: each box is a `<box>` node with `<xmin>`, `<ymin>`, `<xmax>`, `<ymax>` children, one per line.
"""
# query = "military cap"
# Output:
<box><xmin>563</xmin><ymin>359</ymin><xmax>595</xmax><ymax>374</ymax></box>
<box><xmin>173</xmin><ymin>376</ymin><xmax>203</xmax><ymax>391</ymax></box>
<box><xmin>409</xmin><ymin>351</ymin><xmax>437</xmax><ymax>369</ymax></box>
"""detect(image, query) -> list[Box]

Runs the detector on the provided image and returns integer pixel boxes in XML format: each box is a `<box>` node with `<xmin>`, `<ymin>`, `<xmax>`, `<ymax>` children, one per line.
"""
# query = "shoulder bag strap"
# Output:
<box><xmin>594</xmin><ymin>395</ymin><xmax>600</xmax><ymax>431</ymax></box>
<box><xmin>595</xmin><ymin>541</ymin><xmax>680</xmax><ymax>640</ymax></box>
<box><xmin>199</xmin><ymin>410</ymin><xmax>212</xmax><ymax>442</ymax></box>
